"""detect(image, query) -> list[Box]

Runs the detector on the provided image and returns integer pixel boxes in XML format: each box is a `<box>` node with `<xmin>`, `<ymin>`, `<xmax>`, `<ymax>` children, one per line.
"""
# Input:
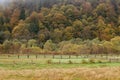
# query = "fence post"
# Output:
<box><xmin>76</xmin><ymin>55</ymin><xmax>78</xmax><ymax>58</ymax></box>
<box><xmin>118</xmin><ymin>54</ymin><xmax>119</xmax><ymax>59</ymax></box>
<box><xmin>44</xmin><ymin>54</ymin><xmax>46</xmax><ymax>58</ymax></box>
<box><xmin>53</xmin><ymin>55</ymin><xmax>55</xmax><ymax>59</ymax></box>
<box><xmin>27</xmin><ymin>55</ymin><xmax>29</xmax><ymax>59</ymax></box>
<box><xmin>36</xmin><ymin>55</ymin><xmax>38</xmax><ymax>59</ymax></box>
<box><xmin>109</xmin><ymin>59</ymin><xmax>111</xmax><ymax>63</ymax></box>
<box><xmin>59</xmin><ymin>60</ymin><xmax>61</xmax><ymax>64</ymax></box>
<box><xmin>69</xmin><ymin>55</ymin><xmax>71</xmax><ymax>59</ymax></box>
<box><xmin>106</xmin><ymin>53</ymin><xmax>108</xmax><ymax>59</ymax></box>
<box><xmin>18</xmin><ymin>55</ymin><xmax>19</xmax><ymax>59</ymax></box>
<box><xmin>61</xmin><ymin>55</ymin><xmax>62</xmax><ymax>59</ymax></box>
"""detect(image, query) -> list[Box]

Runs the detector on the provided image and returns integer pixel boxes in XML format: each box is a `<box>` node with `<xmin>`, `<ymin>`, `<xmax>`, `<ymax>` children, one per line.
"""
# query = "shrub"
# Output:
<box><xmin>68</xmin><ymin>60</ymin><xmax>73</xmax><ymax>64</ymax></box>
<box><xmin>89</xmin><ymin>58</ymin><xmax>95</xmax><ymax>63</ymax></box>
<box><xmin>97</xmin><ymin>60</ymin><xmax>102</xmax><ymax>63</ymax></box>
<box><xmin>81</xmin><ymin>59</ymin><xmax>88</xmax><ymax>64</ymax></box>
<box><xmin>44</xmin><ymin>40</ymin><xmax>56</xmax><ymax>51</ymax></box>
<box><xmin>46</xmin><ymin>59</ymin><xmax>52</xmax><ymax>64</ymax></box>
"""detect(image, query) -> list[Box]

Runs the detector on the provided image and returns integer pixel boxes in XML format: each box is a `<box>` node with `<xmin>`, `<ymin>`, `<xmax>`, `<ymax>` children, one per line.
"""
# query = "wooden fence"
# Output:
<box><xmin>0</xmin><ymin>54</ymin><xmax>120</xmax><ymax>63</ymax></box>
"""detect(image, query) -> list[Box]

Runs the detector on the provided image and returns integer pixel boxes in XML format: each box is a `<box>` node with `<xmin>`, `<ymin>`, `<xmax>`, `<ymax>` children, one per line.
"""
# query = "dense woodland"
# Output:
<box><xmin>0</xmin><ymin>0</ymin><xmax>120</xmax><ymax>54</ymax></box>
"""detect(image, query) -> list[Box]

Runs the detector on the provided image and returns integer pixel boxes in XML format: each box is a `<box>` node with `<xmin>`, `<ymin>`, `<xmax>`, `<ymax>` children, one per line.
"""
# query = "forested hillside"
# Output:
<box><xmin>0</xmin><ymin>0</ymin><xmax>120</xmax><ymax>54</ymax></box>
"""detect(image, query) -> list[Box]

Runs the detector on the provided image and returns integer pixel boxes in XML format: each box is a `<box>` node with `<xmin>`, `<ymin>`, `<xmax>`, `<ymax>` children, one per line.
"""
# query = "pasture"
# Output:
<box><xmin>0</xmin><ymin>54</ymin><xmax>120</xmax><ymax>69</ymax></box>
<box><xmin>0</xmin><ymin>54</ymin><xmax>120</xmax><ymax>80</ymax></box>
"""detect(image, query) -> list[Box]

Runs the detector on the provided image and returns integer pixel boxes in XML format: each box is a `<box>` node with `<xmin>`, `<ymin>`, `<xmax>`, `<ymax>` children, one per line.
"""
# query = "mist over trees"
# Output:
<box><xmin>0</xmin><ymin>0</ymin><xmax>120</xmax><ymax>54</ymax></box>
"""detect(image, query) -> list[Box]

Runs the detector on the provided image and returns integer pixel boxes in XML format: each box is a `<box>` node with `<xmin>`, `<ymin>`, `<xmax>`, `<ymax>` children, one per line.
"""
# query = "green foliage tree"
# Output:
<box><xmin>51</xmin><ymin>29</ymin><xmax>63</xmax><ymax>43</ymax></box>
<box><xmin>28</xmin><ymin>39</ymin><xmax>37</xmax><ymax>47</ymax></box>
<box><xmin>2</xmin><ymin>40</ymin><xmax>12</xmax><ymax>53</ymax></box>
<box><xmin>73</xmin><ymin>20</ymin><xmax>83</xmax><ymax>38</ymax></box>
<box><xmin>63</xmin><ymin>26</ymin><xmax>74</xmax><ymax>40</ymax></box>
<box><xmin>44</xmin><ymin>40</ymin><xmax>56</xmax><ymax>51</ymax></box>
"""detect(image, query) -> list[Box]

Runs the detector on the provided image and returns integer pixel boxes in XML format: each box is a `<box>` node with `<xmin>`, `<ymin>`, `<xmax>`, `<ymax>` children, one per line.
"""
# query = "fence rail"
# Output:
<box><xmin>0</xmin><ymin>54</ymin><xmax>119</xmax><ymax>59</ymax></box>
<box><xmin>0</xmin><ymin>54</ymin><xmax>120</xmax><ymax>63</ymax></box>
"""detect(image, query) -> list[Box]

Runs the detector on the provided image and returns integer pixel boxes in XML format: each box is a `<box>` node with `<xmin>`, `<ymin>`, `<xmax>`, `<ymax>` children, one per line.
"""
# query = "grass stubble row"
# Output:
<box><xmin>0</xmin><ymin>67</ymin><xmax>120</xmax><ymax>80</ymax></box>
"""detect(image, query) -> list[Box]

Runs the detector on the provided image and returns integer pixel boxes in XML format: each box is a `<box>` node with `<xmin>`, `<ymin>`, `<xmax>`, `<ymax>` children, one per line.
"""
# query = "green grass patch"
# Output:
<box><xmin>0</xmin><ymin>55</ymin><xmax>119</xmax><ymax>70</ymax></box>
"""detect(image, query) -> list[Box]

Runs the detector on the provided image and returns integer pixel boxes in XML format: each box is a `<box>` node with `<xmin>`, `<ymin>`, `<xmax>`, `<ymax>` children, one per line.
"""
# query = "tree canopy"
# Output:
<box><xmin>0</xmin><ymin>0</ymin><xmax>120</xmax><ymax>53</ymax></box>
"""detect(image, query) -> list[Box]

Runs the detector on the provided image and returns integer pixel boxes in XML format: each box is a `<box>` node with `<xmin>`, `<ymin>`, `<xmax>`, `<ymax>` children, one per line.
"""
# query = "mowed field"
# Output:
<box><xmin>0</xmin><ymin>54</ymin><xmax>120</xmax><ymax>80</ymax></box>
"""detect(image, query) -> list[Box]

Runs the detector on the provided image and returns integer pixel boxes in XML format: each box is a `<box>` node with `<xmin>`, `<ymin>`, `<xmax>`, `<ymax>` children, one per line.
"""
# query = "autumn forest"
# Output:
<box><xmin>0</xmin><ymin>0</ymin><xmax>120</xmax><ymax>54</ymax></box>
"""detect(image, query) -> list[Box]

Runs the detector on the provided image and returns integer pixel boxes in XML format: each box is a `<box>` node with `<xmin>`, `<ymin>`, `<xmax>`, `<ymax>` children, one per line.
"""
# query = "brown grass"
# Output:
<box><xmin>0</xmin><ymin>67</ymin><xmax>120</xmax><ymax>80</ymax></box>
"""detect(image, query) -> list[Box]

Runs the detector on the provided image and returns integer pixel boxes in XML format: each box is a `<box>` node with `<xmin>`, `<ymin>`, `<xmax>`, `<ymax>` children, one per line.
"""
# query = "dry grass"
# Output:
<box><xmin>0</xmin><ymin>67</ymin><xmax>120</xmax><ymax>80</ymax></box>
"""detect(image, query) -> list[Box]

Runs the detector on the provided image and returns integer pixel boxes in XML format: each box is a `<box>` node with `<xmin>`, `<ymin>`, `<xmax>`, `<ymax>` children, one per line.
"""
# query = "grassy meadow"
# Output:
<box><xmin>0</xmin><ymin>54</ymin><xmax>119</xmax><ymax>80</ymax></box>
<box><xmin>0</xmin><ymin>54</ymin><xmax>119</xmax><ymax>69</ymax></box>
